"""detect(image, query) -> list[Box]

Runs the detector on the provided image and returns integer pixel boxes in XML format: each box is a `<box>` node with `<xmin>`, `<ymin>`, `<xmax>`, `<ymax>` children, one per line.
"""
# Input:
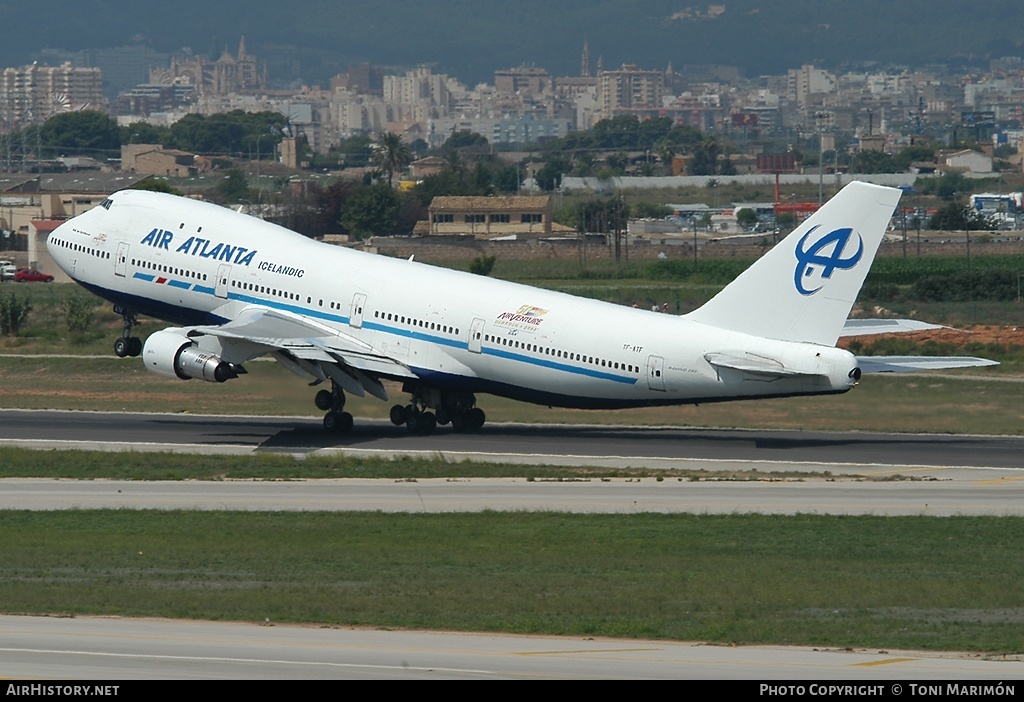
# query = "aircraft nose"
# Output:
<box><xmin>47</xmin><ymin>219</ymin><xmax>75</xmax><ymax>271</ymax></box>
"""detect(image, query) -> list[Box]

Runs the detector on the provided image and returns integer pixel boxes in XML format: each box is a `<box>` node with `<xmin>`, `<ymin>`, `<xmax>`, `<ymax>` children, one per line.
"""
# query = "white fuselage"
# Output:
<box><xmin>48</xmin><ymin>190</ymin><xmax>858</xmax><ymax>409</ymax></box>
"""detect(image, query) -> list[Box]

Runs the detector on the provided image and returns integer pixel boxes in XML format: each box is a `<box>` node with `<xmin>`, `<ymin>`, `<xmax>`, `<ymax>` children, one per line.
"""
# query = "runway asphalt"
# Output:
<box><xmin>1</xmin><ymin>408</ymin><xmax>1023</xmax><ymax>471</ymax></box>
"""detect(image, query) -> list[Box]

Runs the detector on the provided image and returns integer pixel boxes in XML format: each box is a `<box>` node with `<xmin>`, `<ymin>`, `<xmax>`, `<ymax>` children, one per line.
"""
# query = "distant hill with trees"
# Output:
<box><xmin>9</xmin><ymin>1</ymin><xmax>1024</xmax><ymax>86</ymax></box>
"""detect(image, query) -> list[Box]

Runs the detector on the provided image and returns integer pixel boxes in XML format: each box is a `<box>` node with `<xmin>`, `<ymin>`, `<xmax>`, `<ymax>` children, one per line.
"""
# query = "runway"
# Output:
<box><xmin>3</xmin><ymin>409</ymin><xmax>1023</xmax><ymax>679</ymax></box>
<box><xmin>1</xmin><ymin>408</ymin><xmax>1023</xmax><ymax>471</ymax></box>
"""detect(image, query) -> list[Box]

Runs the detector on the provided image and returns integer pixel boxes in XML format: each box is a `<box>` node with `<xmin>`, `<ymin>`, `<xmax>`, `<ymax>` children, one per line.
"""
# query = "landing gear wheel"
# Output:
<box><xmin>323</xmin><ymin>411</ymin><xmax>353</xmax><ymax>434</ymax></box>
<box><xmin>315</xmin><ymin>389</ymin><xmax>333</xmax><ymax>411</ymax></box>
<box><xmin>407</xmin><ymin>411</ymin><xmax>436</xmax><ymax>435</ymax></box>
<box><xmin>463</xmin><ymin>407</ymin><xmax>485</xmax><ymax>431</ymax></box>
<box><xmin>389</xmin><ymin>404</ymin><xmax>408</xmax><ymax>426</ymax></box>
<box><xmin>114</xmin><ymin>337</ymin><xmax>129</xmax><ymax>358</ymax></box>
<box><xmin>127</xmin><ymin>337</ymin><xmax>142</xmax><ymax>357</ymax></box>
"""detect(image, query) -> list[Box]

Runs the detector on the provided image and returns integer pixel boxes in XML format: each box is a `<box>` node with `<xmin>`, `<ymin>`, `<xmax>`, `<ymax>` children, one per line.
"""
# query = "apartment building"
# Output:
<box><xmin>0</xmin><ymin>63</ymin><xmax>106</xmax><ymax>128</ymax></box>
<box><xmin>595</xmin><ymin>65</ymin><xmax>664</xmax><ymax>122</ymax></box>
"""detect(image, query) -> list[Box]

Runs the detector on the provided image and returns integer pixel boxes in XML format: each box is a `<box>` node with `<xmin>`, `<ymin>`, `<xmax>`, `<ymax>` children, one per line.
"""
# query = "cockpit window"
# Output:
<box><xmin>100</xmin><ymin>198</ymin><xmax>113</xmax><ymax>210</ymax></box>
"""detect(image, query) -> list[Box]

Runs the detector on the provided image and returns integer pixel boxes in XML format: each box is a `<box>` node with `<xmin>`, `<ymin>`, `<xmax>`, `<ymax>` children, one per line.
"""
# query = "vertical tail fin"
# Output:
<box><xmin>685</xmin><ymin>181</ymin><xmax>901</xmax><ymax>346</ymax></box>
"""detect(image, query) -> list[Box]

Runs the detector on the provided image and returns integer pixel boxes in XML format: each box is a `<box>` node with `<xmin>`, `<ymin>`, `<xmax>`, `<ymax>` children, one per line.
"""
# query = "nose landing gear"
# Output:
<box><xmin>113</xmin><ymin>306</ymin><xmax>142</xmax><ymax>358</ymax></box>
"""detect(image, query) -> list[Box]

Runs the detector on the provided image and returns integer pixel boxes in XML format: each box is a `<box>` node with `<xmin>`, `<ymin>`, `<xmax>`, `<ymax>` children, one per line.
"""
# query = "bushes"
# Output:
<box><xmin>469</xmin><ymin>254</ymin><xmax>496</xmax><ymax>276</ymax></box>
<box><xmin>912</xmin><ymin>269</ymin><xmax>1019</xmax><ymax>302</ymax></box>
<box><xmin>0</xmin><ymin>289</ymin><xmax>32</xmax><ymax>336</ymax></box>
<box><xmin>60</xmin><ymin>292</ymin><xmax>98</xmax><ymax>333</ymax></box>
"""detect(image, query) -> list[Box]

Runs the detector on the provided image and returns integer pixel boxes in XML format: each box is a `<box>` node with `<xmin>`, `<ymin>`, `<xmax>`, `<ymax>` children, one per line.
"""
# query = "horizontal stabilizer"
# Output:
<box><xmin>842</xmin><ymin>318</ymin><xmax>945</xmax><ymax>336</ymax></box>
<box><xmin>856</xmin><ymin>356</ymin><xmax>1000</xmax><ymax>373</ymax></box>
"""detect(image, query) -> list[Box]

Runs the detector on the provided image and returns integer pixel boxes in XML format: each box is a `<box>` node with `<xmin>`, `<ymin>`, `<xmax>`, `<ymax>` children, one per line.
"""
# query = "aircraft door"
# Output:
<box><xmin>468</xmin><ymin>317</ymin><xmax>486</xmax><ymax>354</ymax></box>
<box><xmin>215</xmin><ymin>264</ymin><xmax>231</xmax><ymax>299</ymax></box>
<box><xmin>114</xmin><ymin>242</ymin><xmax>129</xmax><ymax>278</ymax></box>
<box><xmin>350</xmin><ymin>292</ymin><xmax>367</xmax><ymax>328</ymax></box>
<box><xmin>646</xmin><ymin>354</ymin><xmax>666</xmax><ymax>391</ymax></box>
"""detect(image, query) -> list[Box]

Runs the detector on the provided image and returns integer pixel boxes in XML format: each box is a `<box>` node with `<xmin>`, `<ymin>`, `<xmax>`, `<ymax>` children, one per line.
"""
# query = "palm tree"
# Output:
<box><xmin>655</xmin><ymin>137</ymin><xmax>676</xmax><ymax>174</ymax></box>
<box><xmin>373</xmin><ymin>131</ymin><xmax>412</xmax><ymax>187</ymax></box>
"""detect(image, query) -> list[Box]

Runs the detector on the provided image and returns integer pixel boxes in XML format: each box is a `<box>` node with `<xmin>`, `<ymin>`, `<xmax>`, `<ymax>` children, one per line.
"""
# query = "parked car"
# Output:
<box><xmin>0</xmin><ymin>261</ymin><xmax>15</xmax><ymax>281</ymax></box>
<box><xmin>14</xmin><ymin>268</ymin><xmax>54</xmax><ymax>283</ymax></box>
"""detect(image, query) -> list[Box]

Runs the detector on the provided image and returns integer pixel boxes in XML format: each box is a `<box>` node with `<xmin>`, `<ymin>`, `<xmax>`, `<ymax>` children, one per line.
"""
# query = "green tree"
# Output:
<box><xmin>736</xmin><ymin>207</ymin><xmax>759</xmax><ymax>229</ymax></box>
<box><xmin>338</xmin><ymin>134</ymin><xmax>374</xmax><ymax>167</ymax></box>
<box><xmin>469</xmin><ymin>254</ymin><xmax>497</xmax><ymax>276</ymax></box>
<box><xmin>168</xmin><ymin>110</ymin><xmax>286</xmax><ymax>157</ymax></box>
<box><xmin>688</xmin><ymin>136</ymin><xmax>723</xmax><ymax>176</ymax></box>
<box><xmin>656</xmin><ymin>138</ymin><xmax>677</xmax><ymax>174</ymax></box>
<box><xmin>574</xmin><ymin>197</ymin><xmax>630</xmax><ymax>234</ymax></box>
<box><xmin>39</xmin><ymin>111</ymin><xmax>120</xmax><ymax>157</ymax></box>
<box><xmin>928</xmin><ymin>203</ymin><xmax>994</xmax><ymax>230</ymax></box>
<box><xmin>534</xmin><ymin>157</ymin><xmax>568</xmax><ymax>192</ymax></box>
<box><xmin>605</xmin><ymin>151</ymin><xmax>629</xmax><ymax>175</ymax></box>
<box><xmin>129</xmin><ymin>178</ymin><xmax>184</xmax><ymax>195</ymax></box>
<box><xmin>120</xmin><ymin>121</ymin><xmax>171</xmax><ymax>147</ymax></box>
<box><xmin>851</xmin><ymin>150</ymin><xmax>899</xmax><ymax>173</ymax></box>
<box><xmin>632</xmin><ymin>201</ymin><xmax>671</xmax><ymax>218</ymax></box>
<box><xmin>60</xmin><ymin>291</ymin><xmax>98</xmax><ymax>333</ymax></box>
<box><xmin>340</xmin><ymin>183</ymin><xmax>401</xmax><ymax>239</ymax></box>
<box><xmin>211</xmin><ymin>167</ymin><xmax>252</xmax><ymax>204</ymax></box>
<box><xmin>492</xmin><ymin>164</ymin><xmax>522</xmax><ymax>193</ymax></box>
<box><xmin>443</xmin><ymin>130</ymin><xmax>489</xmax><ymax>152</ymax></box>
<box><xmin>0</xmin><ymin>289</ymin><xmax>31</xmax><ymax>336</ymax></box>
<box><xmin>373</xmin><ymin>131</ymin><xmax>412</xmax><ymax>187</ymax></box>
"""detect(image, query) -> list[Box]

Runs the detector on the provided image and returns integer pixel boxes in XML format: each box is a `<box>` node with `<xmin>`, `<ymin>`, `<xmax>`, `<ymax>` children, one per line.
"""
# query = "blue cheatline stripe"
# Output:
<box><xmin>363</xmin><ymin>321</ymin><xmax>466</xmax><ymax>350</ymax></box>
<box><xmin>133</xmin><ymin>274</ymin><xmax>638</xmax><ymax>387</ymax></box>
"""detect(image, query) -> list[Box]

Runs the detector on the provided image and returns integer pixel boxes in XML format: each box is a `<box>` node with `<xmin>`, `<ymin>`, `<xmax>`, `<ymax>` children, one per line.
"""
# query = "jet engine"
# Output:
<box><xmin>142</xmin><ymin>329</ymin><xmax>238</xmax><ymax>383</ymax></box>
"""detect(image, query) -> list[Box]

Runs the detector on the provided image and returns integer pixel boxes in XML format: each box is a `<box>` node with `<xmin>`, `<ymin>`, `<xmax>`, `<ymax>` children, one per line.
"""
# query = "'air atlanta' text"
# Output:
<box><xmin>140</xmin><ymin>228</ymin><xmax>258</xmax><ymax>266</ymax></box>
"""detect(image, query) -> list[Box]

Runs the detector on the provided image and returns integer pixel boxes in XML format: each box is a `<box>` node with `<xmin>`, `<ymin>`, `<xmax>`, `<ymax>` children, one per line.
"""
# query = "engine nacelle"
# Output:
<box><xmin>142</xmin><ymin>329</ymin><xmax>238</xmax><ymax>383</ymax></box>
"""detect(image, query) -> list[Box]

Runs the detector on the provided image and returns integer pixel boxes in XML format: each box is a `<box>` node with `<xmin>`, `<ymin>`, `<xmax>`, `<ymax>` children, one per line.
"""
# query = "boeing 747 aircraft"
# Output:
<box><xmin>47</xmin><ymin>181</ymin><xmax>995</xmax><ymax>434</ymax></box>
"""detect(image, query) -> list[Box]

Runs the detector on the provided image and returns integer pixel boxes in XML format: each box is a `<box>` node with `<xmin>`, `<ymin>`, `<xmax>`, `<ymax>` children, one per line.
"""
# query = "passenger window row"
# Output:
<box><xmin>484</xmin><ymin>333</ymin><xmax>638</xmax><ymax>373</ymax></box>
<box><xmin>51</xmin><ymin>236</ymin><xmax>111</xmax><ymax>261</ymax></box>
<box><xmin>373</xmin><ymin>309</ymin><xmax>459</xmax><ymax>337</ymax></box>
<box><xmin>134</xmin><ymin>257</ymin><xmax>208</xmax><ymax>281</ymax></box>
<box><xmin>233</xmin><ymin>279</ymin><xmax>299</xmax><ymax>301</ymax></box>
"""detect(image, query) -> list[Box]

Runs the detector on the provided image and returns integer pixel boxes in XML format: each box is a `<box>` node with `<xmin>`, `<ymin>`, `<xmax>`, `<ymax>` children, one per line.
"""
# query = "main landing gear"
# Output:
<box><xmin>316</xmin><ymin>383</ymin><xmax>353</xmax><ymax>434</ymax></box>
<box><xmin>314</xmin><ymin>382</ymin><xmax>486</xmax><ymax>437</ymax></box>
<box><xmin>388</xmin><ymin>385</ymin><xmax>485</xmax><ymax>435</ymax></box>
<box><xmin>113</xmin><ymin>305</ymin><xmax>142</xmax><ymax>358</ymax></box>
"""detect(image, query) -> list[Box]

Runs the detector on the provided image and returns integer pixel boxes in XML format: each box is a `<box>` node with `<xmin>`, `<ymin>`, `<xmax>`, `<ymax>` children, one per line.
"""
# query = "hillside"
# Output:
<box><xmin>15</xmin><ymin>0</ymin><xmax>1024</xmax><ymax>86</ymax></box>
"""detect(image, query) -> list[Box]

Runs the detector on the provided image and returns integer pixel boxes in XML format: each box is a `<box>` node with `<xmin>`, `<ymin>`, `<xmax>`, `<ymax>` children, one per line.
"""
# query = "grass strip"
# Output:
<box><xmin>1</xmin><ymin>510</ymin><xmax>1022</xmax><ymax>652</ymax></box>
<box><xmin>0</xmin><ymin>446</ymin><xmax>836</xmax><ymax>481</ymax></box>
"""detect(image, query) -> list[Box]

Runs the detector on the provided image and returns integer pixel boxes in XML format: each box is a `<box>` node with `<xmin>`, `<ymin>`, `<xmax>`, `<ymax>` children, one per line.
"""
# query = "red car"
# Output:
<box><xmin>14</xmin><ymin>269</ymin><xmax>54</xmax><ymax>283</ymax></box>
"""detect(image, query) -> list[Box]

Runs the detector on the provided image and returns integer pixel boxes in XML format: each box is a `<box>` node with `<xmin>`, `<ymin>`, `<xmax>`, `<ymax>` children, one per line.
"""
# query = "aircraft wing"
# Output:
<box><xmin>856</xmin><ymin>355</ymin><xmax>1000</xmax><ymax>373</ymax></box>
<box><xmin>187</xmin><ymin>306</ymin><xmax>418</xmax><ymax>400</ymax></box>
<box><xmin>841</xmin><ymin>319</ymin><xmax>946</xmax><ymax>336</ymax></box>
